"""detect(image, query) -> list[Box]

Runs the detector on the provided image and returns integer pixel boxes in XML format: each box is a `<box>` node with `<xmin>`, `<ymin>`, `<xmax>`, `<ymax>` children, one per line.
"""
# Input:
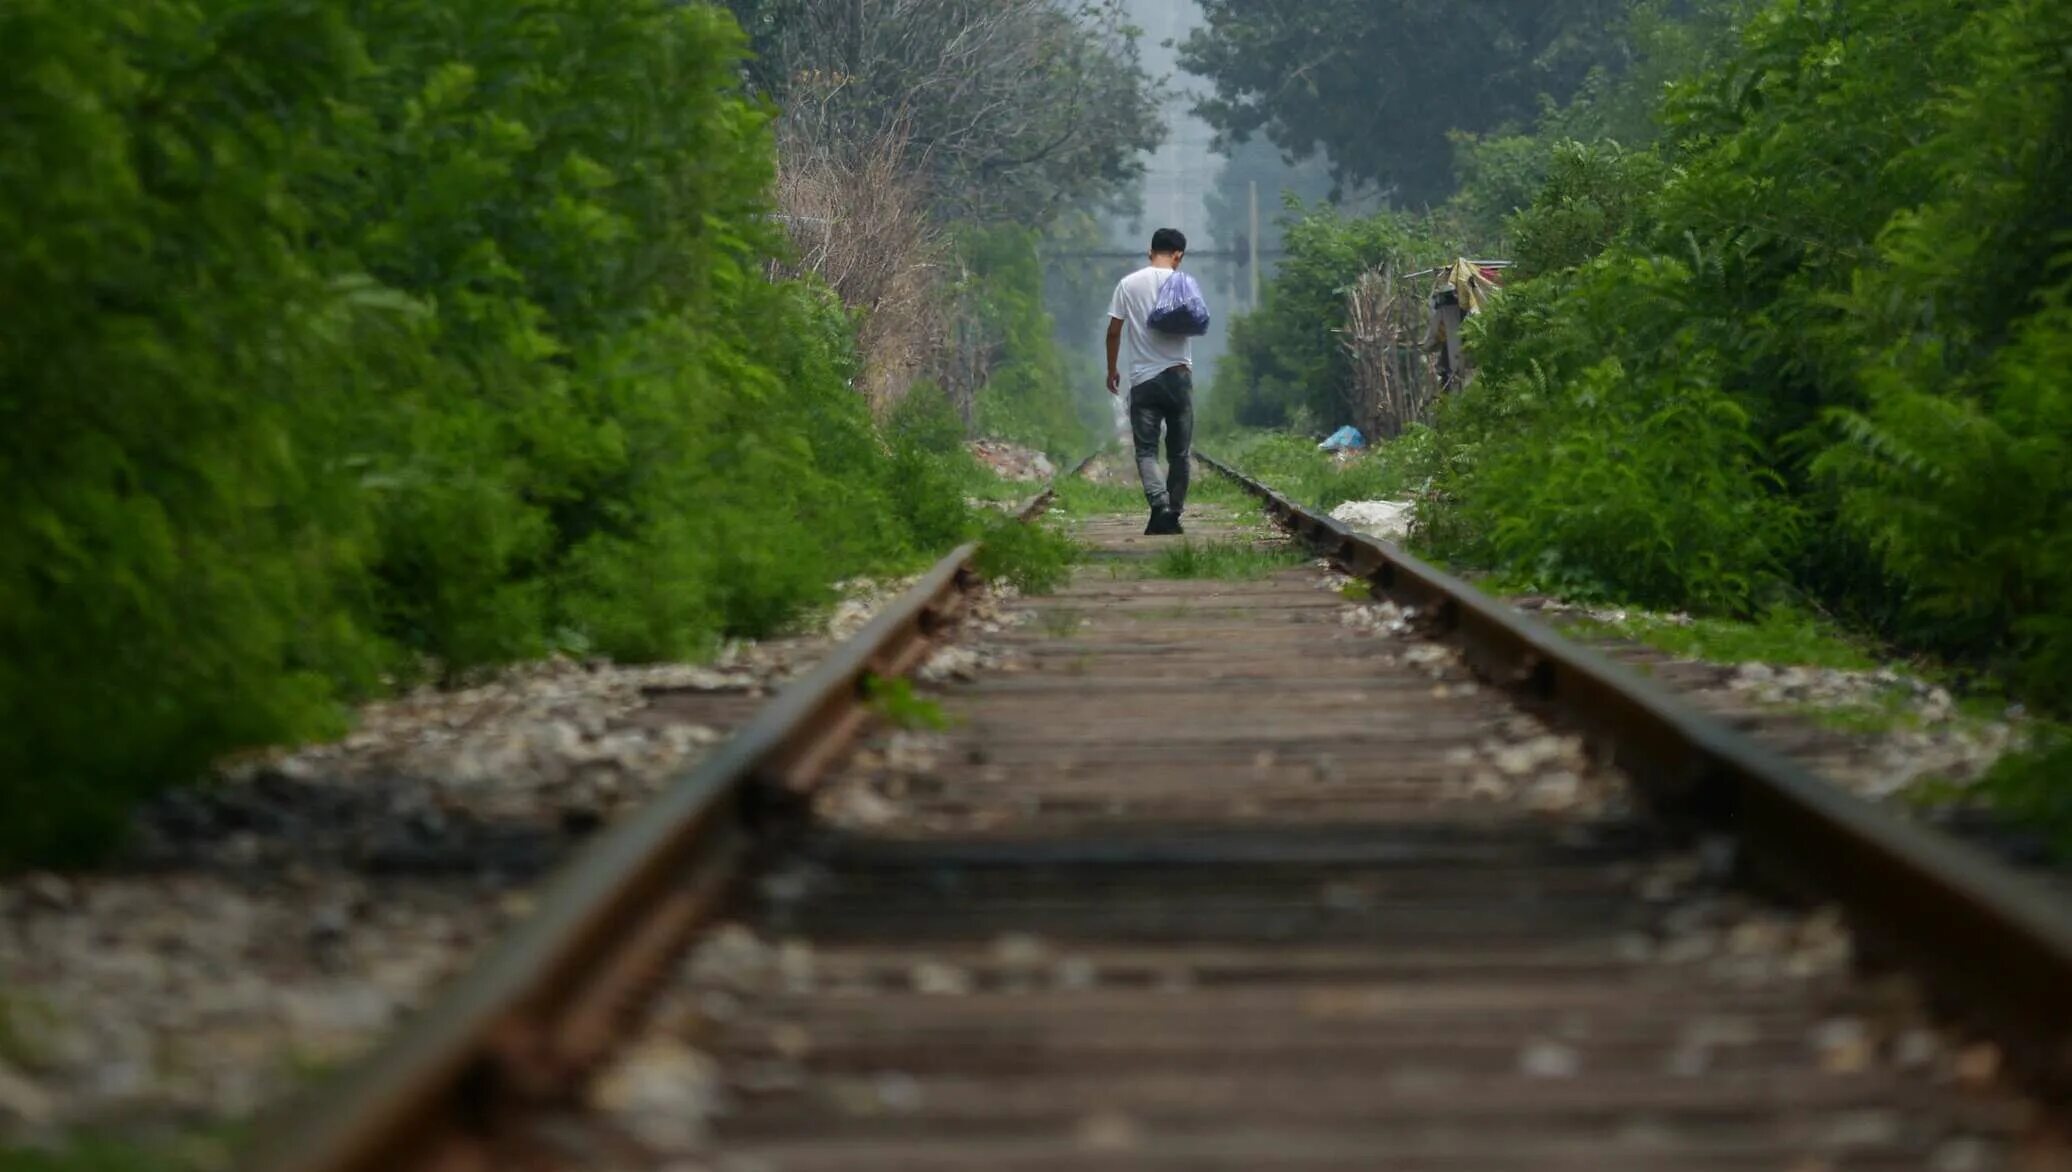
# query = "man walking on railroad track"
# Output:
<box><xmin>1106</xmin><ymin>227</ymin><xmax>1205</xmax><ymax>536</ymax></box>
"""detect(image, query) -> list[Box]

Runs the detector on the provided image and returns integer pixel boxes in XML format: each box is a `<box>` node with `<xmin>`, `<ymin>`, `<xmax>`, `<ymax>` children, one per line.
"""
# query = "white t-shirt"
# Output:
<box><xmin>1107</xmin><ymin>265</ymin><xmax>1193</xmax><ymax>389</ymax></box>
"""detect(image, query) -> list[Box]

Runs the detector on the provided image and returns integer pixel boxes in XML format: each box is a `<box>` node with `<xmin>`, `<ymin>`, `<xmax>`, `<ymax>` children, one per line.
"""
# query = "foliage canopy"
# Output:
<box><xmin>1210</xmin><ymin>0</ymin><xmax>2072</xmax><ymax>711</ymax></box>
<box><xmin>1179</xmin><ymin>0</ymin><xmax>1637</xmax><ymax>205</ymax></box>
<box><xmin>0</xmin><ymin>0</ymin><xmax>1093</xmax><ymax>864</ymax></box>
<box><xmin>728</xmin><ymin>0</ymin><xmax>1163</xmax><ymax>224</ymax></box>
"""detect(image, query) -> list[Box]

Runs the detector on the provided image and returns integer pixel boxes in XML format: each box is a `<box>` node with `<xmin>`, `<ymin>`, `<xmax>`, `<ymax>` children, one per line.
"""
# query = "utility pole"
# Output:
<box><xmin>847</xmin><ymin>0</ymin><xmax>863</xmax><ymax>78</ymax></box>
<box><xmin>1248</xmin><ymin>180</ymin><xmax>1261</xmax><ymax>310</ymax></box>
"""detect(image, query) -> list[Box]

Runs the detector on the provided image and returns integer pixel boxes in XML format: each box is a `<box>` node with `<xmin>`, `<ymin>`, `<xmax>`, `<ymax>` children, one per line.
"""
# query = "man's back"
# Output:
<box><xmin>1108</xmin><ymin>265</ymin><xmax>1192</xmax><ymax>389</ymax></box>
<box><xmin>1107</xmin><ymin>228</ymin><xmax>1197</xmax><ymax>537</ymax></box>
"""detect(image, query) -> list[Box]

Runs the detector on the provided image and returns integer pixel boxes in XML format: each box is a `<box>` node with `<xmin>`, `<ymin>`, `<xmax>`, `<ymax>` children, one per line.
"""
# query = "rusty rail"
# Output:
<box><xmin>1200</xmin><ymin>450</ymin><xmax>2072</xmax><ymax>1089</ymax></box>
<box><xmin>239</xmin><ymin>471</ymin><xmax>1081</xmax><ymax>1172</ymax></box>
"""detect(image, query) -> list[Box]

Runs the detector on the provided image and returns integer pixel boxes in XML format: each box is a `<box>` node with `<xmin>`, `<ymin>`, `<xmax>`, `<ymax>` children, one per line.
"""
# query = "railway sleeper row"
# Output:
<box><xmin>555</xmin><ymin>488</ymin><xmax>2067</xmax><ymax>1172</ymax></box>
<box><xmin>244</xmin><ymin>457</ymin><xmax>2071</xmax><ymax>1172</ymax></box>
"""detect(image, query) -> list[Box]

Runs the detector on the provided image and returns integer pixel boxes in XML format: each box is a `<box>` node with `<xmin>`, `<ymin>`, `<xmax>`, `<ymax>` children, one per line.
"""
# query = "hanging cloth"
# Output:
<box><xmin>1445</xmin><ymin>257</ymin><xmax>1499</xmax><ymax>317</ymax></box>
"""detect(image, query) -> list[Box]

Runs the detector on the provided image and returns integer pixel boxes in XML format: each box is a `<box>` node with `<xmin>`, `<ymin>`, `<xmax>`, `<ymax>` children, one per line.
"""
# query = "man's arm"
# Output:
<box><xmin>1105</xmin><ymin>317</ymin><xmax>1124</xmax><ymax>395</ymax></box>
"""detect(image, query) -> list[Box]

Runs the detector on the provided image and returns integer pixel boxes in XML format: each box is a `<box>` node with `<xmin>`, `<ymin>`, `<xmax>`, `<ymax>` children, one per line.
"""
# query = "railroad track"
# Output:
<box><xmin>245</xmin><ymin>453</ymin><xmax>2072</xmax><ymax>1172</ymax></box>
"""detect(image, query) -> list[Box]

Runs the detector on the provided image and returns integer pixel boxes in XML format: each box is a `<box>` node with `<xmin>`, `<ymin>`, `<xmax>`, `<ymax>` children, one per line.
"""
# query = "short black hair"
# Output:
<box><xmin>1150</xmin><ymin>227</ymin><xmax>1187</xmax><ymax>255</ymax></box>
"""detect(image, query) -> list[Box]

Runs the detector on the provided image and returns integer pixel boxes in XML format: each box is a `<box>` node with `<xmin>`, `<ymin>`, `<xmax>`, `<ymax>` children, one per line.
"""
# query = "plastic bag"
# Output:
<box><xmin>1318</xmin><ymin>425</ymin><xmax>1366</xmax><ymax>452</ymax></box>
<box><xmin>1147</xmin><ymin>270</ymin><xmax>1212</xmax><ymax>336</ymax></box>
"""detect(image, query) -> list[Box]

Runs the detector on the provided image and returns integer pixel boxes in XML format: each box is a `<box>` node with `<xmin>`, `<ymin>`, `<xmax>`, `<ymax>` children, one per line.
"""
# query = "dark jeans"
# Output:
<box><xmin>1129</xmin><ymin>365</ymin><xmax>1193</xmax><ymax>514</ymax></box>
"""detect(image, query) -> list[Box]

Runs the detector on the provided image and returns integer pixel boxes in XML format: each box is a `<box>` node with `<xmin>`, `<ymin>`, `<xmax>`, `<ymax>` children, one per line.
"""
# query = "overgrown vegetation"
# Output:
<box><xmin>1428</xmin><ymin>0</ymin><xmax>2072</xmax><ymax>700</ymax></box>
<box><xmin>1558</xmin><ymin>610</ymin><xmax>1879</xmax><ymax>673</ymax></box>
<box><xmin>1132</xmin><ymin>539</ymin><xmax>1306</xmax><ymax>582</ymax></box>
<box><xmin>1202</xmin><ymin>208</ymin><xmax>1452</xmax><ymax>434</ymax></box>
<box><xmin>0</xmin><ymin>0</ymin><xmax>1135</xmax><ymax>865</ymax></box>
<box><xmin>961</xmin><ymin>227</ymin><xmax>1108</xmax><ymax>458</ymax></box>
<box><xmin>1966</xmin><ymin>735</ymin><xmax>2072</xmax><ymax>855</ymax></box>
<box><xmin>862</xmin><ymin>675</ymin><xmax>953</xmax><ymax>731</ymax></box>
<box><xmin>1202</xmin><ymin>0</ymin><xmax>2072</xmax><ymax>705</ymax></box>
<box><xmin>732</xmin><ymin>0</ymin><xmax>1154</xmax><ymax>437</ymax></box>
<box><xmin>973</xmin><ymin>511</ymin><xmax>1082</xmax><ymax>595</ymax></box>
<box><xmin>1196</xmin><ymin>0</ymin><xmax>2070</xmax><ymax>845</ymax></box>
<box><xmin>1210</xmin><ymin>432</ymin><xmax>1435</xmax><ymax>513</ymax></box>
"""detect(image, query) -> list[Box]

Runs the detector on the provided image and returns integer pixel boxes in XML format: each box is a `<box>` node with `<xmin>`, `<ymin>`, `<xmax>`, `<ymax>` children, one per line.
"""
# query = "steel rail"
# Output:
<box><xmin>1201</xmin><ymin>451</ymin><xmax>2072</xmax><ymax>1090</ymax></box>
<box><xmin>239</xmin><ymin>475</ymin><xmax>1080</xmax><ymax>1172</ymax></box>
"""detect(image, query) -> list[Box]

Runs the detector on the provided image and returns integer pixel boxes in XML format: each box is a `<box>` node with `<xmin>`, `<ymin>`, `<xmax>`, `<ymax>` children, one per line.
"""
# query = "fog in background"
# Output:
<box><xmin>1047</xmin><ymin>0</ymin><xmax>1336</xmax><ymax>430</ymax></box>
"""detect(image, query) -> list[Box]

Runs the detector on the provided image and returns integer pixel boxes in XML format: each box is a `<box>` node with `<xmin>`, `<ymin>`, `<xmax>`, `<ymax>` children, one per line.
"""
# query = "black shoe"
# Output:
<box><xmin>1145</xmin><ymin>508</ymin><xmax>1181</xmax><ymax>535</ymax></box>
<box><xmin>1169</xmin><ymin>512</ymin><xmax>1185</xmax><ymax>534</ymax></box>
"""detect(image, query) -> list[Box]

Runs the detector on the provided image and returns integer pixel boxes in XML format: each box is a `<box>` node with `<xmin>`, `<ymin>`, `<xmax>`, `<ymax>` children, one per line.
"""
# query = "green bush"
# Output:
<box><xmin>1810</xmin><ymin>0</ymin><xmax>2072</xmax><ymax>697</ymax></box>
<box><xmin>1407</xmin><ymin>0</ymin><xmax>2070</xmax><ymax>704</ymax></box>
<box><xmin>1971</xmin><ymin>733</ymin><xmax>2072</xmax><ymax>860</ymax></box>
<box><xmin>1419</xmin><ymin>255</ymin><xmax>1804</xmax><ymax>610</ymax></box>
<box><xmin>962</xmin><ymin>226</ymin><xmax>1098</xmax><ymax>460</ymax></box>
<box><xmin>1506</xmin><ymin>140</ymin><xmax>1669</xmax><ymax>278</ymax></box>
<box><xmin>1446</xmin><ymin>358</ymin><xmax>1798</xmax><ymax>609</ymax></box>
<box><xmin>0</xmin><ymin>0</ymin><xmax>1024</xmax><ymax>864</ymax></box>
<box><xmin>1204</xmin><ymin>204</ymin><xmax>1452</xmax><ymax>434</ymax></box>
<box><xmin>2</xmin><ymin>0</ymin><xmax>392</xmax><ymax>858</ymax></box>
<box><xmin>973</xmin><ymin>512</ymin><xmax>1081</xmax><ymax>595</ymax></box>
<box><xmin>885</xmin><ymin>385</ymin><xmax>985</xmax><ymax>555</ymax></box>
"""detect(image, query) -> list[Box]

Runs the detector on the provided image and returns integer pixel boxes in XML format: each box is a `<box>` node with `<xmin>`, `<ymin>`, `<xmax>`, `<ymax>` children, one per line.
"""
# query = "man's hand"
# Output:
<box><xmin>1104</xmin><ymin>317</ymin><xmax>1124</xmax><ymax>396</ymax></box>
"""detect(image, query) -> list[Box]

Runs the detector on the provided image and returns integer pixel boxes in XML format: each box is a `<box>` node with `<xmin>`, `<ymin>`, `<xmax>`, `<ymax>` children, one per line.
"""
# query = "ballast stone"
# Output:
<box><xmin>1328</xmin><ymin>498</ymin><xmax>1415</xmax><ymax>542</ymax></box>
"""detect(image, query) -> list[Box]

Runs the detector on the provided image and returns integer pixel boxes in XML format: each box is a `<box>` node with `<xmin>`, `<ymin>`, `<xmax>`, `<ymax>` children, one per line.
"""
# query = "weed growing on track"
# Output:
<box><xmin>1559</xmin><ymin>609</ymin><xmax>1880</xmax><ymax>673</ymax></box>
<box><xmin>974</xmin><ymin>514</ymin><xmax>1080</xmax><ymax>595</ymax></box>
<box><xmin>1964</xmin><ymin>735</ymin><xmax>2072</xmax><ymax>860</ymax></box>
<box><xmin>1138</xmin><ymin>539</ymin><xmax>1307</xmax><ymax>582</ymax></box>
<box><xmin>1206</xmin><ymin>431</ymin><xmax>1432</xmax><ymax>512</ymax></box>
<box><xmin>1053</xmin><ymin>477</ymin><xmax>1147</xmax><ymax>516</ymax></box>
<box><xmin>1181</xmin><ymin>466</ymin><xmax>1258</xmax><ymax>508</ymax></box>
<box><xmin>1052</xmin><ymin>456</ymin><xmax>1259</xmax><ymax>518</ymax></box>
<box><xmin>862</xmin><ymin>676</ymin><xmax>952</xmax><ymax>732</ymax></box>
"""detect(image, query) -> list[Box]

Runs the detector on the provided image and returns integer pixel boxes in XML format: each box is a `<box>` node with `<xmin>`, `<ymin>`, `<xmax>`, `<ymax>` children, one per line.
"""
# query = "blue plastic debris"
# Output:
<box><xmin>1318</xmin><ymin>425</ymin><xmax>1366</xmax><ymax>452</ymax></box>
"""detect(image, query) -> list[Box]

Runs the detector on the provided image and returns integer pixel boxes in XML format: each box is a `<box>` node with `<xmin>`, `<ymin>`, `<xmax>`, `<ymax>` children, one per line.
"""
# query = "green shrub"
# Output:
<box><xmin>885</xmin><ymin>386</ymin><xmax>984</xmax><ymax>556</ymax></box>
<box><xmin>1413</xmin><ymin>0</ymin><xmax>2071</xmax><ymax>698</ymax></box>
<box><xmin>1971</xmin><ymin>733</ymin><xmax>2072</xmax><ymax>860</ymax></box>
<box><xmin>961</xmin><ymin>226</ymin><xmax>1098</xmax><ymax>460</ymax></box>
<box><xmin>1454</xmin><ymin>376</ymin><xmax>1794</xmax><ymax>610</ymax></box>
<box><xmin>1204</xmin><ymin>204</ymin><xmax>1453</xmax><ymax>434</ymax></box>
<box><xmin>1139</xmin><ymin>538</ymin><xmax>1306</xmax><ymax>582</ymax></box>
<box><xmin>0</xmin><ymin>0</ymin><xmax>1025</xmax><ymax>865</ymax></box>
<box><xmin>1810</xmin><ymin>0</ymin><xmax>2072</xmax><ymax>697</ymax></box>
<box><xmin>973</xmin><ymin>513</ymin><xmax>1081</xmax><ymax>595</ymax></box>
<box><xmin>1</xmin><ymin>0</ymin><xmax>390</xmax><ymax>859</ymax></box>
<box><xmin>1506</xmin><ymin>139</ymin><xmax>1669</xmax><ymax>277</ymax></box>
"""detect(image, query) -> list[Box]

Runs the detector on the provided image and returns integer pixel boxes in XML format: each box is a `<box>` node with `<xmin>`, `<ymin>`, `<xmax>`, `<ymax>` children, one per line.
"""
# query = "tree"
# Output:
<box><xmin>1179</xmin><ymin>0</ymin><xmax>1637</xmax><ymax>206</ymax></box>
<box><xmin>728</xmin><ymin>0</ymin><xmax>1164</xmax><ymax>224</ymax></box>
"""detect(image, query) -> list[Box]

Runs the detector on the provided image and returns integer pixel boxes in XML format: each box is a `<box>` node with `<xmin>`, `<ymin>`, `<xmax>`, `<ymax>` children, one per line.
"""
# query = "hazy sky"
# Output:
<box><xmin>1068</xmin><ymin>0</ymin><xmax>1251</xmax><ymax>404</ymax></box>
<box><xmin>1112</xmin><ymin>0</ymin><xmax>1223</xmax><ymax>250</ymax></box>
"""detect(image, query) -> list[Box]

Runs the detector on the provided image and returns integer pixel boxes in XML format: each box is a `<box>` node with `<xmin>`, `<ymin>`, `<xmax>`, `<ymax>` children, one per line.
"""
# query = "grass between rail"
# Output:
<box><xmin>1050</xmin><ymin>455</ymin><xmax>1257</xmax><ymax>520</ymax></box>
<box><xmin>1121</xmin><ymin>538</ymin><xmax>1308</xmax><ymax>582</ymax></box>
<box><xmin>1207</xmin><ymin>430</ymin><xmax>1431</xmax><ymax>511</ymax></box>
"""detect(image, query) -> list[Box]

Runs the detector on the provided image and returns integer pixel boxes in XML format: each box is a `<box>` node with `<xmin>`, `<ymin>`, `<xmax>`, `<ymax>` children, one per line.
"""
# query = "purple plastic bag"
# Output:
<box><xmin>1148</xmin><ymin>270</ymin><xmax>1212</xmax><ymax>336</ymax></box>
